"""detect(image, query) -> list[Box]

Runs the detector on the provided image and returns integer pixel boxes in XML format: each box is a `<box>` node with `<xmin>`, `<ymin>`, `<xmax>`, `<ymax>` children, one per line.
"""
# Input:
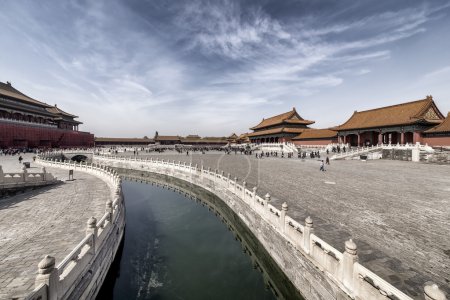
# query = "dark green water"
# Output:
<box><xmin>97</xmin><ymin>179</ymin><xmax>285</xmax><ymax>300</ymax></box>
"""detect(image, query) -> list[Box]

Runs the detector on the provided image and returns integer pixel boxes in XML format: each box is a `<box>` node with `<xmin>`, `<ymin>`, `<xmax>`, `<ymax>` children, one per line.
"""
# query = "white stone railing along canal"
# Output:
<box><xmin>25</xmin><ymin>157</ymin><xmax>125</xmax><ymax>300</ymax></box>
<box><xmin>94</xmin><ymin>154</ymin><xmax>446</xmax><ymax>300</ymax></box>
<box><xmin>0</xmin><ymin>165</ymin><xmax>56</xmax><ymax>190</ymax></box>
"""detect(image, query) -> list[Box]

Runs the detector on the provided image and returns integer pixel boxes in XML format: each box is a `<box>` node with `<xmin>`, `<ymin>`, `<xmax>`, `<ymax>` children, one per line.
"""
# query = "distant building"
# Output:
<box><xmin>155</xmin><ymin>132</ymin><xmax>227</xmax><ymax>146</ymax></box>
<box><xmin>226</xmin><ymin>133</ymin><xmax>239</xmax><ymax>144</ymax></box>
<box><xmin>0</xmin><ymin>81</ymin><xmax>94</xmax><ymax>148</ymax></box>
<box><xmin>154</xmin><ymin>131</ymin><xmax>182</xmax><ymax>145</ymax></box>
<box><xmin>335</xmin><ymin>96</ymin><xmax>445</xmax><ymax>146</ymax></box>
<box><xmin>236</xmin><ymin>133</ymin><xmax>250</xmax><ymax>144</ymax></box>
<box><xmin>95</xmin><ymin>137</ymin><xmax>155</xmax><ymax>146</ymax></box>
<box><xmin>248</xmin><ymin>108</ymin><xmax>314</xmax><ymax>143</ymax></box>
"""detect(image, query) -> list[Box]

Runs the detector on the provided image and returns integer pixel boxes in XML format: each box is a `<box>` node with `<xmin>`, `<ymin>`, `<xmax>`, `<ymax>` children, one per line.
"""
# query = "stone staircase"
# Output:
<box><xmin>255</xmin><ymin>142</ymin><xmax>298</xmax><ymax>153</ymax></box>
<box><xmin>331</xmin><ymin>145</ymin><xmax>383</xmax><ymax>160</ymax></box>
<box><xmin>331</xmin><ymin>143</ymin><xmax>435</xmax><ymax>160</ymax></box>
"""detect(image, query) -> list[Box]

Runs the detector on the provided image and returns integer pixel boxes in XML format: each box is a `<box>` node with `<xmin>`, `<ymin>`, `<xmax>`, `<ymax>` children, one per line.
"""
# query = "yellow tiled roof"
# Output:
<box><xmin>250</xmin><ymin>108</ymin><xmax>314</xmax><ymax>130</ymax></box>
<box><xmin>425</xmin><ymin>112</ymin><xmax>450</xmax><ymax>133</ymax></box>
<box><xmin>293</xmin><ymin>129</ymin><xmax>337</xmax><ymax>140</ymax></box>
<box><xmin>337</xmin><ymin>97</ymin><xmax>444</xmax><ymax>130</ymax></box>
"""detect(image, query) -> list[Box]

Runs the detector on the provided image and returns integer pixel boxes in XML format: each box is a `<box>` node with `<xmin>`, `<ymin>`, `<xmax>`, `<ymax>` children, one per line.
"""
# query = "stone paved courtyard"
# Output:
<box><xmin>0</xmin><ymin>154</ymin><xmax>109</xmax><ymax>299</ymax></box>
<box><xmin>114</xmin><ymin>151</ymin><xmax>450</xmax><ymax>297</ymax></box>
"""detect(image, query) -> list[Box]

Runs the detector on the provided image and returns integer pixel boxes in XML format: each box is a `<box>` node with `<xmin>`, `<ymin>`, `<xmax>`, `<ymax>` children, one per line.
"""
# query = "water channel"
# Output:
<box><xmin>97</xmin><ymin>170</ymin><xmax>303</xmax><ymax>300</ymax></box>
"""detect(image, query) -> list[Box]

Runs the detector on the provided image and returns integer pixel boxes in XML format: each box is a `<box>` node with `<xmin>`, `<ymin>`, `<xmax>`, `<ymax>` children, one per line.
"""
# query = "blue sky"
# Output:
<box><xmin>1</xmin><ymin>0</ymin><xmax>450</xmax><ymax>137</ymax></box>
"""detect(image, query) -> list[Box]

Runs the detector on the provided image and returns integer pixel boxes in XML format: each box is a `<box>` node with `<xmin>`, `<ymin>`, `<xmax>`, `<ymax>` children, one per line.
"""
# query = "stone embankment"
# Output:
<box><xmin>94</xmin><ymin>155</ymin><xmax>447</xmax><ymax>300</ymax></box>
<box><xmin>24</xmin><ymin>158</ymin><xmax>125</xmax><ymax>300</ymax></box>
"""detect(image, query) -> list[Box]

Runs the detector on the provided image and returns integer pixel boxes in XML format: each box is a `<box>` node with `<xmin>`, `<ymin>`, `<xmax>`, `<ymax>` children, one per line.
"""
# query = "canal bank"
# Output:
<box><xmin>93</xmin><ymin>156</ymin><xmax>356</xmax><ymax>300</ymax></box>
<box><xmin>97</xmin><ymin>169</ymin><xmax>303</xmax><ymax>299</ymax></box>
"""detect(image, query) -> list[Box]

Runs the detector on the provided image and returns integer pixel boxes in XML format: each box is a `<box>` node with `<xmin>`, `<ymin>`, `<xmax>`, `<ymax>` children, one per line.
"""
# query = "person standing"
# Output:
<box><xmin>326</xmin><ymin>156</ymin><xmax>330</xmax><ymax>165</ymax></box>
<box><xmin>320</xmin><ymin>160</ymin><xmax>325</xmax><ymax>171</ymax></box>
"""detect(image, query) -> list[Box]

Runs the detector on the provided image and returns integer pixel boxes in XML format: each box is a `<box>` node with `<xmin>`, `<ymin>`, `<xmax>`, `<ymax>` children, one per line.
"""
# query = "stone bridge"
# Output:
<box><xmin>41</xmin><ymin>150</ymin><xmax>94</xmax><ymax>162</ymax></box>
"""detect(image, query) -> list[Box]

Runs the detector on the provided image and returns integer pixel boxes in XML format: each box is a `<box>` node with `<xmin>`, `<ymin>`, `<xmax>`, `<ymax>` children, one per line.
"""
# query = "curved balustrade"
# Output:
<box><xmin>0</xmin><ymin>165</ymin><xmax>56</xmax><ymax>189</ymax></box>
<box><xmin>331</xmin><ymin>142</ymin><xmax>436</xmax><ymax>160</ymax></box>
<box><xmin>93</xmin><ymin>154</ymin><xmax>446</xmax><ymax>300</ymax></box>
<box><xmin>25</xmin><ymin>157</ymin><xmax>125</xmax><ymax>300</ymax></box>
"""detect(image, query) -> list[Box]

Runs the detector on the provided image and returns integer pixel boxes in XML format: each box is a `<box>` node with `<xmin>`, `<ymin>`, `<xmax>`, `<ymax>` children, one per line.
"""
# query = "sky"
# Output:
<box><xmin>1</xmin><ymin>0</ymin><xmax>450</xmax><ymax>137</ymax></box>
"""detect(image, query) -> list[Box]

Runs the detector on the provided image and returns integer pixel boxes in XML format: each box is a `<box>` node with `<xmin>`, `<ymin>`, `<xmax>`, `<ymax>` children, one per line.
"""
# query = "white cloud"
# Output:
<box><xmin>0</xmin><ymin>0</ymin><xmax>448</xmax><ymax>136</ymax></box>
<box><xmin>423</xmin><ymin>66</ymin><xmax>450</xmax><ymax>80</ymax></box>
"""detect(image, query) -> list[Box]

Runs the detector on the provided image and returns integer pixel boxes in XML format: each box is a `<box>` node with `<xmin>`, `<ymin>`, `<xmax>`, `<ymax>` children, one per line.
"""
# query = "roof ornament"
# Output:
<box><xmin>6</xmin><ymin>81</ymin><xmax>11</xmax><ymax>86</ymax></box>
<box><xmin>426</xmin><ymin>95</ymin><xmax>433</xmax><ymax>100</ymax></box>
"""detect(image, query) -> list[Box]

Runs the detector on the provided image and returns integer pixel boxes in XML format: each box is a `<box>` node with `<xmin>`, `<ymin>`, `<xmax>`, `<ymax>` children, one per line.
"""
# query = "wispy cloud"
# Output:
<box><xmin>0</xmin><ymin>0</ymin><xmax>449</xmax><ymax>136</ymax></box>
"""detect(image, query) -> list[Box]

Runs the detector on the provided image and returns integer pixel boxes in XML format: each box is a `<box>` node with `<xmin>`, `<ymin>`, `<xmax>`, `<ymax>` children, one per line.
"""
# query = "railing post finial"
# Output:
<box><xmin>342</xmin><ymin>239</ymin><xmax>358</xmax><ymax>291</ymax></box>
<box><xmin>424</xmin><ymin>283</ymin><xmax>447</xmax><ymax>300</ymax></box>
<box><xmin>35</xmin><ymin>255</ymin><xmax>58</xmax><ymax>300</ymax></box>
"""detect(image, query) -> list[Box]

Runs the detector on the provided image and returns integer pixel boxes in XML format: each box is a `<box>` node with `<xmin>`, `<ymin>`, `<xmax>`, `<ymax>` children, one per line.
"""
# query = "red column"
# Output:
<box><xmin>413</xmin><ymin>131</ymin><xmax>422</xmax><ymax>144</ymax></box>
<box><xmin>357</xmin><ymin>134</ymin><xmax>361</xmax><ymax>146</ymax></box>
<box><xmin>400</xmin><ymin>132</ymin><xmax>405</xmax><ymax>145</ymax></box>
<box><xmin>378</xmin><ymin>133</ymin><xmax>383</xmax><ymax>145</ymax></box>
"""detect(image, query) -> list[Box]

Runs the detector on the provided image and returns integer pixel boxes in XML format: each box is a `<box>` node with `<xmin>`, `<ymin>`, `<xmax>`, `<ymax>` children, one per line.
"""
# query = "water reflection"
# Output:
<box><xmin>98</xmin><ymin>169</ymin><xmax>303</xmax><ymax>300</ymax></box>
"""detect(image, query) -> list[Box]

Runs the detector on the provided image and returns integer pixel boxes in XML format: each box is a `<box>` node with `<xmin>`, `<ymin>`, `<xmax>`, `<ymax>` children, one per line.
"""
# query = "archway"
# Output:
<box><xmin>71</xmin><ymin>155</ymin><xmax>88</xmax><ymax>162</ymax></box>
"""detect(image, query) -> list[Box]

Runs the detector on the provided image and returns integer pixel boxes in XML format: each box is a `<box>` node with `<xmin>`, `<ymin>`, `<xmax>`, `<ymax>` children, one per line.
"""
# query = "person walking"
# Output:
<box><xmin>18</xmin><ymin>155</ymin><xmax>23</xmax><ymax>164</ymax></box>
<box><xmin>326</xmin><ymin>156</ymin><xmax>330</xmax><ymax>165</ymax></box>
<box><xmin>320</xmin><ymin>160</ymin><xmax>325</xmax><ymax>171</ymax></box>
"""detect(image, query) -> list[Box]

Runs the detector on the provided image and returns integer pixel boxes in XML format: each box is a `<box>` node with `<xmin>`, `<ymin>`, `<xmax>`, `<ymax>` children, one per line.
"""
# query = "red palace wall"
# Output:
<box><xmin>0</xmin><ymin>123</ymin><xmax>94</xmax><ymax>148</ymax></box>
<box><xmin>293</xmin><ymin>139</ymin><xmax>336</xmax><ymax>146</ymax></box>
<box><xmin>422</xmin><ymin>136</ymin><xmax>450</xmax><ymax>146</ymax></box>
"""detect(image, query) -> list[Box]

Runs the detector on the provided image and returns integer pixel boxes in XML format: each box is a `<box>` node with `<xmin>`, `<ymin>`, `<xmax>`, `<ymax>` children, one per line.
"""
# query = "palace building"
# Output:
<box><xmin>292</xmin><ymin>128</ymin><xmax>338</xmax><ymax>146</ymax></box>
<box><xmin>153</xmin><ymin>132</ymin><xmax>228</xmax><ymax>146</ymax></box>
<box><xmin>423</xmin><ymin>112</ymin><xmax>450</xmax><ymax>146</ymax></box>
<box><xmin>226</xmin><ymin>133</ymin><xmax>239</xmax><ymax>144</ymax></box>
<box><xmin>0</xmin><ymin>81</ymin><xmax>94</xmax><ymax>148</ymax></box>
<box><xmin>95</xmin><ymin>137</ymin><xmax>155</xmax><ymax>146</ymax></box>
<box><xmin>248</xmin><ymin>108</ymin><xmax>315</xmax><ymax>143</ymax></box>
<box><xmin>335</xmin><ymin>96</ymin><xmax>445</xmax><ymax>146</ymax></box>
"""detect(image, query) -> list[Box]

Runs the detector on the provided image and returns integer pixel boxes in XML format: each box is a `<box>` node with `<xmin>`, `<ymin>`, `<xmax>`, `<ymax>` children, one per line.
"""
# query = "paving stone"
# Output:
<box><xmin>0</xmin><ymin>153</ymin><xmax>109</xmax><ymax>298</ymax></box>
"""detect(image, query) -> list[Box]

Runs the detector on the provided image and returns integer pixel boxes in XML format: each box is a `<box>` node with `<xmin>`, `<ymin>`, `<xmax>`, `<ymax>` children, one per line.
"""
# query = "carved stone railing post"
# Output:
<box><xmin>303</xmin><ymin>216</ymin><xmax>313</xmax><ymax>253</ymax></box>
<box><xmin>22</xmin><ymin>165</ymin><xmax>28</xmax><ymax>182</ymax></box>
<box><xmin>0</xmin><ymin>165</ymin><xmax>4</xmax><ymax>184</ymax></box>
<box><xmin>105</xmin><ymin>200</ymin><xmax>113</xmax><ymax>221</ymax></box>
<box><xmin>86</xmin><ymin>217</ymin><xmax>97</xmax><ymax>252</ymax></box>
<box><xmin>234</xmin><ymin>177</ymin><xmax>237</xmax><ymax>192</ymax></box>
<box><xmin>264</xmin><ymin>193</ymin><xmax>270</xmax><ymax>217</ymax></box>
<box><xmin>227</xmin><ymin>173</ymin><xmax>231</xmax><ymax>188</ymax></box>
<box><xmin>252</xmin><ymin>186</ymin><xmax>258</xmax><ymax>206</ymax></box>
<box><xmin>342</xmin><ymin>239</ymin><xmax>358</xmax><ymax>292</ymax></box>
<box><xmin>242</xmin><ymin>181</ymin><xmax>247</xmax><ymax>199</ymax></box>
<box><xmin>41</xmin><ymin>167</ymin><xmax>47</xmax><ymax>181</ymax></box>
<box><xmin>280</xmin><ymin>202</ymin><xmax>288</xmax><ymax>233</ymax></box>
<box><xmin>35</xmin><ymin>255</ymin><xmax>58</xmax><ymax>300</ymax></box>
<box><xmin>424</xmin><ymin>283</ymin><xmax>447</xmax><ymax>300</ymax></box>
